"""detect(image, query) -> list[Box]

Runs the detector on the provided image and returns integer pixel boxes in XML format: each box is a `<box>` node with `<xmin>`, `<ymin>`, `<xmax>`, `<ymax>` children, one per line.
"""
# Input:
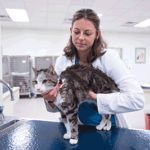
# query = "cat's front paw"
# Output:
<box><xmin>69</xmin><ymin>139</ymin><xmax>78</xmax><ymax>145</ymax></box>
<box><xmin>63</xmin><ymin>133</ymin><xmax>71</xmax><ymax>139</ymax></box>
<box><xmin>96</xmin><ymin>124</ymin><xmax>104</xmax><ymax>130</ymax></box>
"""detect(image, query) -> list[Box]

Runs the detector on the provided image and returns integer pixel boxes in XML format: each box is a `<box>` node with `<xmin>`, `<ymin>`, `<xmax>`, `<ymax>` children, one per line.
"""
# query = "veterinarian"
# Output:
<box><xmin>42</xmin><ymin>9</ymin><xmax>145</xmax><ymax>129</ymax></box>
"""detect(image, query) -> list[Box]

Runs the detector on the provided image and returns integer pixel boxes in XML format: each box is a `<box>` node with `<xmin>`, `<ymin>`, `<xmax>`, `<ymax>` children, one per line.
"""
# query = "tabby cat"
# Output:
<box><xmin>32</xmin><ymin>64</ymin><xmax>120</xmax><ymax>144</ymax></box>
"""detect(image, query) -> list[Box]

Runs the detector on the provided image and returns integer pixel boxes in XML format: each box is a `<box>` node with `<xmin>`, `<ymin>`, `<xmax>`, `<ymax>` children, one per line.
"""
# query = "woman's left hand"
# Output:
<box><xmin>88</xmin><ymin>91</ymin><xmax>97</xmax><ymax>101</ymax></box>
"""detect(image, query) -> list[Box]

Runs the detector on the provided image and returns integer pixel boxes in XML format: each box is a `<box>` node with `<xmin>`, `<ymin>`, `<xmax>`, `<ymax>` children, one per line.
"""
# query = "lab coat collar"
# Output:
<box><xmin>72</xmin><ymin>55</ymin><xmax>103</xmax><ymax>70</ymax></box>
<box><xmin>92</xmin><ymin>56</ymin><xmax>103</xmax><ymax>70</ymax></box>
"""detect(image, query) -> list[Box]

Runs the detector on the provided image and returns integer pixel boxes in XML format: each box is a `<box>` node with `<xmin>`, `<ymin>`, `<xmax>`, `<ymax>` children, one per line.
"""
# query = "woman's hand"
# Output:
<box><xmin>88</xmin><ymin>90</ymin><xmax>97</xmax><ymax>101</ymax></box>
<box><xmin>41</xmin><ymin>86</ymin><xmax>59</xmax><ymax>102</ymax></box>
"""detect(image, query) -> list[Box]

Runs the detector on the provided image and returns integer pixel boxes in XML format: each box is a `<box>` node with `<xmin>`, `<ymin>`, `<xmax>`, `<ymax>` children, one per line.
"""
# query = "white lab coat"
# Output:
<box><xmin>54</xmin><ymin>50</ymin><xmax>145</xmax><ymax>128</ymax></box>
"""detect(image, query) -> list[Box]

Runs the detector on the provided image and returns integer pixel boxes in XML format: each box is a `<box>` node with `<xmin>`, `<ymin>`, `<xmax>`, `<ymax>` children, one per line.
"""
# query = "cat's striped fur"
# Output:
<box><xmin>32</xmin><ymin>64</ymin><xmax>120</xmax><ymax>144</ymax></box>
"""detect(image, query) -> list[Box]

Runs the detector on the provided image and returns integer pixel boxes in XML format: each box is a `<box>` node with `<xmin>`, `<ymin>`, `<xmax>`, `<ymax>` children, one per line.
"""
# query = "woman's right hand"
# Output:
<box><xmin>41</xmin><ymin>87</ymin><xmax>59</xmax><ymax>102</ymax></box>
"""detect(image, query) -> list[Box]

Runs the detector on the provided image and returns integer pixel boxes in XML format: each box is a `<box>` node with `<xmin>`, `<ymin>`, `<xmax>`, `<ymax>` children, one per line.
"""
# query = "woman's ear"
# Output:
<box><xmin>96</xmin><ymin>30</ymin><xmax>101</xmax><ymax>39</ymax></box>
<box><xmin>70</xmin><ymin>27</ymin><xmax>72</xmax><ymax>36</ymax></box>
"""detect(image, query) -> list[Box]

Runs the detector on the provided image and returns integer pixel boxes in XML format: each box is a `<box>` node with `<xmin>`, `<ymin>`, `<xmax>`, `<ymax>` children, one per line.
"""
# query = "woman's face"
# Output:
<box><xmin>70</xmin><ymin>19</ymin><xmax>100</xmax><ymax>53</ymax></box>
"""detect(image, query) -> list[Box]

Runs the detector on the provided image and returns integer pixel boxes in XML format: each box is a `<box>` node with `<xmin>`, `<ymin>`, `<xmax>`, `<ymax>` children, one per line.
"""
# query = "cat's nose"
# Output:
<box><xmin>37</xmin><ymin>88</ymin><xmax>40</xmax><ymax>91</ymax></box>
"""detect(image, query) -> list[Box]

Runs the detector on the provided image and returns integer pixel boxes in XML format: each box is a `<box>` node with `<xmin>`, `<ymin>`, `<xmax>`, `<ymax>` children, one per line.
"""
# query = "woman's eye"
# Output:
<box><xmin>43</xmin><ymin>80</ymin><xmax>47</xmax><ymax>83</ymax></box>
<box><xmin>74</xmin><ymin>32</ymin><xmax>79</xmax><ymax>34</ymax></box>
<box><xmin>85</xmin><ymin>33</ymin><xmax>90</xmax><ymax>36</ymax></box>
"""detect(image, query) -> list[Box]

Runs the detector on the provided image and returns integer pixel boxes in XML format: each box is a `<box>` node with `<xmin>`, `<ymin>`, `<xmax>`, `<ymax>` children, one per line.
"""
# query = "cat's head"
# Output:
<box><xmin>32</xmin><ymin>65</ymin><xmax>59</xmax><ymax>93</ymax></box>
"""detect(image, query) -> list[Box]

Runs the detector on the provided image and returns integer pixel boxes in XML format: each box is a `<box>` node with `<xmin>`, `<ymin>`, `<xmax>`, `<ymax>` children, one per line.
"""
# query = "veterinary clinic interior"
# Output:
<box><xmin>0</xmin><ymin>0</ymin><xmax>150</xmax><ymax>149</ymax></box>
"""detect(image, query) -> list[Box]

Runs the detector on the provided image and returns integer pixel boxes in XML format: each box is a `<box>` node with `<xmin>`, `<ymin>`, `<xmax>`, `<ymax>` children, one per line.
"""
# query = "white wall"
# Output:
<box><xmin>0</xmin><ymin>21</ymin><xmax>3</xmax><ymax>106</ymax></box>
<box><xmin>1</xmin><ymin>28</ymin><xmax>70</xmax><ymax>56</ymax></box>
<box><xmin>102</xmin><ymin>31</ymin><xmax>150</xmax><ymax>84</ymax></box>
<box><xmin>1</xmin><ymin>28</ymin><xmax>150</xmax><ymax>85</ymax></box>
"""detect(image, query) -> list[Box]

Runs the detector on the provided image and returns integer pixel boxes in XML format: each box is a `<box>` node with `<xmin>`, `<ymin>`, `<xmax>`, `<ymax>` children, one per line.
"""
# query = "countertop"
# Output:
<box><xmin>0</xmin><ymin>116</ymin><xmax>21</xmax><ymax>126</ymax></box>
<box><xmin>0</xmin><ymin>118</ymin><xmax>150</xmax><ymax>150</ymax></box>
<box><xmin>141</xmin><ymin>84</ymin><xmax>150</xmax><ymax>93</ymax></box>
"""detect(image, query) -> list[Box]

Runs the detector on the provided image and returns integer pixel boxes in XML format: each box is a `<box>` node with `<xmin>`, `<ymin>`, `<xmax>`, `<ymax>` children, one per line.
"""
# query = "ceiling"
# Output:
<box><xmin>0</xmin><ymin>0</ymin><xmax>150</xmax><ymax>33</ymax></box>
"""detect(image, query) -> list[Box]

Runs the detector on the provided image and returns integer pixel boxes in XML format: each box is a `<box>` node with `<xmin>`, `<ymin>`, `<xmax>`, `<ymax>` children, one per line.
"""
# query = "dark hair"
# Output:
<box><xmin>63</xmin><ymin>9</ymin><xmax>107</xmax><ymax>63</ymax></box>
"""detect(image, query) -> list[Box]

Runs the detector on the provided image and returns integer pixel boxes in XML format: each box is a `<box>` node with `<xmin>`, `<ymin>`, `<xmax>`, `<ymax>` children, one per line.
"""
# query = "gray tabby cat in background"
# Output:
<box><xmin>32</xmin><ymin>64</ymin><xmax>120</xmax><ymax>144</ymax></box>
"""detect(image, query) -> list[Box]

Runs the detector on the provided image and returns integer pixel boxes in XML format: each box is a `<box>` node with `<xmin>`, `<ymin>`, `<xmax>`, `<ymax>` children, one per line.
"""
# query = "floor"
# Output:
<box><xmin>3</xmin><ymin>96</ymin><xmax>149</xmax><ymax>130</ymax></box>
<box><xmin>3</xmin><ymin>96</ymin><xmax>61</xmax><ymax>122</ymax></box>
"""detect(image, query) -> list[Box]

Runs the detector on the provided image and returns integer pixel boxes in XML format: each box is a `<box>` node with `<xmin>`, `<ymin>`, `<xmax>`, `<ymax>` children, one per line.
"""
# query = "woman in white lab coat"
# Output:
<box><xmin>42</xmin><ymin>9</ymin><xmax>145</xmax><ymax>128</ymax></box>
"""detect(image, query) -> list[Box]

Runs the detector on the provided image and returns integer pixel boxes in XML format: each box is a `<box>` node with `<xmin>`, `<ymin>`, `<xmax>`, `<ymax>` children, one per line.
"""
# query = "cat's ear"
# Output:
<box><xmin>47</xmin><ymin>65</ymin><xmax>56</xmax><ymax>75</ymax></box>
<box><xmin>31</xmin><ymin>66</ymin><xmax>38</xmax><ymax>75</ymax></box>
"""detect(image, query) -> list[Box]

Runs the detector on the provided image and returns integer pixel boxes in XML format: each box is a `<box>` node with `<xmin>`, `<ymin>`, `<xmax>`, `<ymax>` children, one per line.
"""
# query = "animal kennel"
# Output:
<box><xmin>10</xmin><ymin>55</ymin><xmax>32</xmax><ymax>98</ymax></box>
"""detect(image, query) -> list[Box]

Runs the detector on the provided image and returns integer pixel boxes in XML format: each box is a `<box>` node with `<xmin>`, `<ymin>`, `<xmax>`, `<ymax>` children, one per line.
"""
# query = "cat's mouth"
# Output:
<box><xmin>36</xmin><ymin>90</ymin><xmax>43</xmax><ymax>93</ymax></box>
<box><xmin>35</xmin><ymin>88</ymin><xmax>47</xmax><ymax>93</ymax></box>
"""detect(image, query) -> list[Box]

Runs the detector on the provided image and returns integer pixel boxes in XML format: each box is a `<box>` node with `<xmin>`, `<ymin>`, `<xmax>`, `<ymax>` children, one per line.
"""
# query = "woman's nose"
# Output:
<box><xmin>79</xmin><ymin>33</ymin><xmax>84</xmax><ymax>40</ymax></box>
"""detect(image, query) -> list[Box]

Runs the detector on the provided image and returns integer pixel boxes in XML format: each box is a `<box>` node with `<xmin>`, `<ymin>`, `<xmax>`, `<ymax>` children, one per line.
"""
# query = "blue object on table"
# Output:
<box><xmin>0</xmin><ymin>120</ymin><xmax>150</xmax><ymax>150</ymax></box>
<box><xmin>78</xmin><ymin>101</ymin><xmax>116</xmax><ymax>127</ymax></box>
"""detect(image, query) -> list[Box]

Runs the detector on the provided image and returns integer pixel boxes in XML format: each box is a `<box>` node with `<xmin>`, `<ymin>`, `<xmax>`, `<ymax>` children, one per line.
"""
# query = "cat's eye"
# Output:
<box><xmin>33</xmin><ymin>80</ymin><xmax>37</xmax><ymax>84</ymax></box>
<box><xmin>43</xmin><ymin>80</ymin><xmax>47</xmax><ymax>83</ymax></box>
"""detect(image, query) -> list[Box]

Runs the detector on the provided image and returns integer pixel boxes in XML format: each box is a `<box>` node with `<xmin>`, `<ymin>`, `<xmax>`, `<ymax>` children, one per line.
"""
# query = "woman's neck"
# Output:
<box><xmin>77</xmin><ymin>51</ymin><xmax>91</xmax><ymax>67</ymax></box>
<box><xmin>77</xmin><ymin>51</ymin><xmax>88</xmax><ymax>62</ymax></box>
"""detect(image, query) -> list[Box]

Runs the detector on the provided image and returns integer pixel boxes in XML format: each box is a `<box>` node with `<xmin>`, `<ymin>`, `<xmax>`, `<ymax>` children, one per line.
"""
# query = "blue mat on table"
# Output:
<box><xmin>0</xmin><ymin>120</ymin><xmax>150</xmax><ymax>150</ymax></box>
